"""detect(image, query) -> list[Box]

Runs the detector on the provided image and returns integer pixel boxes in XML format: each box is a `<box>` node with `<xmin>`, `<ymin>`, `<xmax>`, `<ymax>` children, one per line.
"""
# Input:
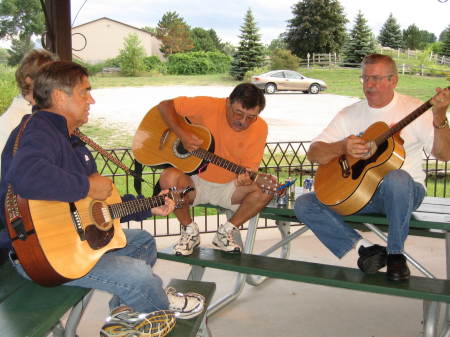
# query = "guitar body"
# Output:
<box><xmin>314</xmin><ymin>121</ymin><xmax>405</xmax><ymax>216</ymax></box>
<box><xmin>7</xmin><ymin>185</ymin><xmax>127</xmax><ymax>286</ymax></box>
<box><xmin>133</xmin><ymin>106</ymin><xmax>214</xmax><ymax>174</ymax></box>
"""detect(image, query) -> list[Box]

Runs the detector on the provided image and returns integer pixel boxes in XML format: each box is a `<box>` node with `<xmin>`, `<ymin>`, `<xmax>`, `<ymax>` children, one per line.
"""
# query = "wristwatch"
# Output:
<box><xmin>433</xmin><ymin>117</ymin><xmax>449</xmax><ymax>129</ymax></box>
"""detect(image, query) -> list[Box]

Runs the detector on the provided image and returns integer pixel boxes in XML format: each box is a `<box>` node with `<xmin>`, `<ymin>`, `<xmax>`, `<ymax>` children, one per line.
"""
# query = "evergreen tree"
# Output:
<box><xmin>118</xmin><ymin>33</ymin><xmax>146</xmax><ymax>76</ymax></box>
<box><xmin>378</xmin><ymin>13</ymin><xmax>403</xmax><ymax>49</ymax></box>
<box><xmin>403</xmin><ymin>24</ymin><xmax>422</xmax><ymax>50</ymax></box>
<box><xmin>442</xmin><ymin>25</ymin><xmax>450</xmax><ymax>57</ymax></box>
<box><xmin>7</xmin><ymin>34</ymin><xmax>34</xmax><ymax>66</ymax></box>
<box><xmin>343</xmin><ymin>11</ymin><xmax>376</xmax><ymax>65</ymax></box>
<box><xmin>230</xmin><ymin>9</ymin><xmax>265</xmax><ymax>80</ymax></box>
<box><xmin>155</xmin><ymin>11</ymin><xmax>193</xmax><ymax>56</ymax></box>
<box><xmin>285</xmin><ymin>0</ymin><xmax>347</xmax><ymax>58</ymax></box>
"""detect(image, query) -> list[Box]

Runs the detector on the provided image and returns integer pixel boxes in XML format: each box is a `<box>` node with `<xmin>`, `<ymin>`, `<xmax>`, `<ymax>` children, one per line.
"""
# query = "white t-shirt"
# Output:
<box><xmin>313</xmin><ymin>91</ymin><xmax>434</xmax><ymax>185</ymax></box>
<box><xmin>0</xmin><ymin>95</ymin><xmax>31</xmax><ymax>177</ymax></box>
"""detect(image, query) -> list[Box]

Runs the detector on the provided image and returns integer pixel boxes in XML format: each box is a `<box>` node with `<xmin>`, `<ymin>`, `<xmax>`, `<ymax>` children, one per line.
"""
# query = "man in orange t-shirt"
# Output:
<box><xmin>158</xmin><ymin>83</ymin><xmax>273</xmax><ymax>256</ymax></box>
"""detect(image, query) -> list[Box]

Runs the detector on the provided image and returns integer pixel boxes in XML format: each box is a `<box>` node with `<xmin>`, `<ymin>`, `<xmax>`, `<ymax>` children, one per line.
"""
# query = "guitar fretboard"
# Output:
<box><xmin>191</xmin><ymin>148</ymin><xmax>257</xmax><ymax>180</ymax></box>
<box><xmin>374</xmin><ymin>85</ymin><xmax>450</xmax><ymax>146</ymax></box>
<box><xmin>108</xmin><ymin>195</ymin><xmax>166</xmax><ymax>219</ymax></box>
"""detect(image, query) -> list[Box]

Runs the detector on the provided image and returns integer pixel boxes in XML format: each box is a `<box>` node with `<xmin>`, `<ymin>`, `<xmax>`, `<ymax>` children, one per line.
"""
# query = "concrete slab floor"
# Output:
<box><xmin>71</xmin><ymin>225</ymin><xmax>447</xmax><ymax>337</ymax></box>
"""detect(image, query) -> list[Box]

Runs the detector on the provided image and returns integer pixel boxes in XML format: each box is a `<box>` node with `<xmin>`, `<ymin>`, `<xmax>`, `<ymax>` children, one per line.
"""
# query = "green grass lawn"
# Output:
<box><xmin>300</xmin><ymin>67</ymin><xmax>450</xmax><ymax>101</ymax></box>
<box><xmin>90</xmin><ymin>72</ymin><xmax>240</xmax><ymax>88</ymax></box>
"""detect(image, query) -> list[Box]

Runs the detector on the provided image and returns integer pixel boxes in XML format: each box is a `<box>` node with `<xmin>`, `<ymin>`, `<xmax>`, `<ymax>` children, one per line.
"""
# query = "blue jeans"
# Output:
<box><xmin>13</xmin><ymin>229</ymin><xmax>169</xmax><ymax>313</ymax></box>
<box><xmin>294</xmin><ymin>170</ymin><xmax>426</xmax><ymax>258</ymax></box>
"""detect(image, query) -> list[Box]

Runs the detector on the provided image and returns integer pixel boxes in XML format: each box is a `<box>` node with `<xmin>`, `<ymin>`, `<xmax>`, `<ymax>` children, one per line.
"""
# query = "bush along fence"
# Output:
<box><xmin>92</xmin><ymin>141</ymin><xmax>449</xmax><ymax>236</ymax></box>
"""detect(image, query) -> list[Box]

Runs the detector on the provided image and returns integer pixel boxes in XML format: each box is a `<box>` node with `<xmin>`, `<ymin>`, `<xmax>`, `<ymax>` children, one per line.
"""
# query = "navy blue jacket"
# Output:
<box><xmin>0</xmin><ymin>110</ymin><xmax>150</xmax><ymax>248</ymax></box>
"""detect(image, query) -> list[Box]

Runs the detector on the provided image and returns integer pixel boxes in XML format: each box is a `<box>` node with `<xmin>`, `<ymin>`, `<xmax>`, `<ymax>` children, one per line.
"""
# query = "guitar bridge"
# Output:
<box><xmin>339</xmin><ymin>155</ymin><xmax>350</xmax><ymax>178</ymax></box>
<box><xmin>69</xmin><ymin>202</ymin><xmax>85</xmax><ymax>241</ymax></box>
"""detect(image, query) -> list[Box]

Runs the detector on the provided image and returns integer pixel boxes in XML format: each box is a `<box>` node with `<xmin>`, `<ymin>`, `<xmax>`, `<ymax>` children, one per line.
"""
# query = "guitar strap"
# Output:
<box><xmin>5</xmin><ymin>114</ymin><xmax>35</xmax><ymax>240</ymax></box>
<box><xmin>73</xmin><ymin>129</ymin><xmax>150</xmax><ymax>192</ymax></box>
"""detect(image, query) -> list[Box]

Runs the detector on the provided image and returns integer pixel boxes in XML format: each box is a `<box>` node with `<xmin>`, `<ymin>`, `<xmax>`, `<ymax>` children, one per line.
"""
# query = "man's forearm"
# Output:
<box><xmin>307</xmin><ymin>140</ymin><xmax>346</xmax><ymax>165</ymax></box>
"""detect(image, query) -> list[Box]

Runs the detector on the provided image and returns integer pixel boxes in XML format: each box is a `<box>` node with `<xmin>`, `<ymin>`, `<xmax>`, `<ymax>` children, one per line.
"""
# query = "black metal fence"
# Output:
<box><xmin>93</xmin><ymin>141</ymin><xmax>449</xmax><ymax>236</ymax></box>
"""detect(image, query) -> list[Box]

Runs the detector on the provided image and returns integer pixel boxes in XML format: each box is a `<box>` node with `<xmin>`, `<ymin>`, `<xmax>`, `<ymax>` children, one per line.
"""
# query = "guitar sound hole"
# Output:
<box><xmin>85</xmin><ymin>225</ymin><xmax>114</xmax><ymax>249</ymax></box>
<box><xmin>351</xmin><ymin>140</ymin><xmax>388</xmax><ymax>179</ymax></box>
<box><xmin>173</xmin><ymin>139</ymin><xmax>192</xmax><ymax>159</ymax></box>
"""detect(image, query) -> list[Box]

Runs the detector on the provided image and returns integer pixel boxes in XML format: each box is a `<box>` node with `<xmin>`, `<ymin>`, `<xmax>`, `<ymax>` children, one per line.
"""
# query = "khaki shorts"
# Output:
<box><xmin>191</xmin><ymin>175</ymin><xmax>239</xmax><ymax>212</ymax></box>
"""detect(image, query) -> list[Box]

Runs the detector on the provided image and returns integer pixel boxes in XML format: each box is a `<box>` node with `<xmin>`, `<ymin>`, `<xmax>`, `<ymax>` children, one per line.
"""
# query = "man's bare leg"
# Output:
<box><xmin>229</xmin><ymin>183</ymin><xmax>273</xmax><ymax>226</ymax></box>
<box><xmin>159</xmin><ymin>167</ymin><xmax>196</xmax><ymax>226</ymax></box>
<box><xmin>159</xmin><ymin>168</ymin><xmax>199</xmax><ymax>255</ymax></box>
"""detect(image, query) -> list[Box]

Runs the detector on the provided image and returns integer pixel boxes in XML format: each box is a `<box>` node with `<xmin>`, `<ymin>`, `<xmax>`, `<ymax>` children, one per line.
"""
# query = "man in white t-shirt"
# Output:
<box><xmin>295</xmin><ymin>54</ymin><xmax>450</xmax><ymax>281</ymax></box>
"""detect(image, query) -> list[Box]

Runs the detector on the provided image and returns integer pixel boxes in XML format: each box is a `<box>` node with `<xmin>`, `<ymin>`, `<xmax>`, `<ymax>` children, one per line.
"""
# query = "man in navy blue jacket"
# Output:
<box><xmin>0</xmin><ymin>61</ymin><xmax>205</xmax><ymax>334</ymax></box>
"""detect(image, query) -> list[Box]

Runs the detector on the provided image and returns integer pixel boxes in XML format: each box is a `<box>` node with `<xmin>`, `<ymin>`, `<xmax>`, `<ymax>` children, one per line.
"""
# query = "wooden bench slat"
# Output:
<box><xmin>158</xmin><ymin>247</ymin><xmax>450</xmax><ymax>304</ymax></box>
<box><xmin>0</xmin><ymin>262</ymin><xmax>89</xmax><ymax>337</ymax></box>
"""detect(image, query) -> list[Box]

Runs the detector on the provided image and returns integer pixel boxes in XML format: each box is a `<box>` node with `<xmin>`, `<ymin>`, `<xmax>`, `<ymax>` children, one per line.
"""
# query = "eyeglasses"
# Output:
<box><xmin>231</xmin><ymin>107</ymin><xmax>258</xmax><ymax>123</ymax></box>
<box><xmin>359</xmin><ymin>74</ymin><xmax>394</xmax><ymax>84</ymax></box>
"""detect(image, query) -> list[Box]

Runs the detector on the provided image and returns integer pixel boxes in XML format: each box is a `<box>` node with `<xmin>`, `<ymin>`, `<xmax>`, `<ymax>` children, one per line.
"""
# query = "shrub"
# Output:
<box><xmin>74</xmin><ymin>59</ymin><xmax>105</xmax><ymax>75</ymax></box>
<box><xmin>143</xmin><ymin>56</ymin><xmax>167</xmax><ymax>74</ymax></box>
<box><xmin>243</xmin><ymin>66</ymin><xmax>270</xmax><ymax>82</ymax></box>
<box><xmin>118</xmin><ymin>33</ymin><xmax>146</xmax><ymax>76</ymax></box>
<box><xmin>270</xmin><ymin>49</ymin><xmax>301</xmax><ymax>70</ymax></box>
<box><xmin>167</xmin><ymin>51</ymin><xmax>231</xmax><ymax>75</ymax></box>
<box><xmin>0</xmin><ymin>64</ymin><xmax>19</xmax><ymax>116</ymax></box>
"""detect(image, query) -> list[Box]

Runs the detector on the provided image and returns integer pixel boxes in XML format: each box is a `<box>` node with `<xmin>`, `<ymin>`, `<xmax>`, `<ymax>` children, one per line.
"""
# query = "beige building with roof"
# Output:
<box><xmin>72</xmin><ymin>17</ymin><xmax>164</xmax><ymax>64</ymax></box>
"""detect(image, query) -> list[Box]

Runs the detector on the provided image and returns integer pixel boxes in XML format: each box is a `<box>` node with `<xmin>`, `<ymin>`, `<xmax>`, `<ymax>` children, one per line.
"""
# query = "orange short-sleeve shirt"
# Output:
<box><xmin>173</xmin><ymin>96</ymin><xmax>268</xmax><ymax>184</ymax></box>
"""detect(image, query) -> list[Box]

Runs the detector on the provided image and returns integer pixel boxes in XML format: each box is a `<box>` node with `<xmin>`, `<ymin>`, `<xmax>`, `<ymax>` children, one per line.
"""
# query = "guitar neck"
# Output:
<box><xmin>108</xmin><ymin>195</ymin><xmax>166</xmax><ymax>219</ymax></box>
<box><xmin>375</xmin><ymin>86</ymin><xmax>450</xmax><ymax>146</ymax></box>
<box><xmin>191</xmin><ymin>148</ymin><xmax>257</xmax><ymax>179</ymax></box>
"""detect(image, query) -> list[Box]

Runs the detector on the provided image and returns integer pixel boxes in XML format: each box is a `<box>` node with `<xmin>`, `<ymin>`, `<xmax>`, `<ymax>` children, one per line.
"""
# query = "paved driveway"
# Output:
<box><xmin>89</xmin><ymin>86</ymin><xmax>360</xmax><ymax>142</ymax></box>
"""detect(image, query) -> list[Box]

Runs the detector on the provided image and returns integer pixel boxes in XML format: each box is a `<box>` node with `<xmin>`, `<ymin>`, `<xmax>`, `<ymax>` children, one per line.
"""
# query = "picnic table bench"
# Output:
<box><xmin>157</xmin><ymin>196</ymin><xmax>450</xmax><ymax>337</ymax></box>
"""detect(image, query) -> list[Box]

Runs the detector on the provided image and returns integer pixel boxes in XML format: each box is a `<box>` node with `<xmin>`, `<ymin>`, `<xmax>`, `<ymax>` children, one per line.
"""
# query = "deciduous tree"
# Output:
<box><xmin>118</xmin><ymin>33</ymin><xmax>146</xmax><ymax>76</ymax></box>
<box><xmin>285</xmin><ymin>0</ymin><xmax>347</xmax><ymax>58</ymax></box>
<box><xmin>191</xmin><ymin>27</ymin><xmax>223</xmax><ymax>52</ymax></box>
<box><xmin>155</xmin><ymin>11</ymin><xmax>193</xmax><ymax>55</ymax></box>
<box><xmin>0</xmin><ymin>0</ymin><xmax>44</xmax><ymax>39</ymax></box>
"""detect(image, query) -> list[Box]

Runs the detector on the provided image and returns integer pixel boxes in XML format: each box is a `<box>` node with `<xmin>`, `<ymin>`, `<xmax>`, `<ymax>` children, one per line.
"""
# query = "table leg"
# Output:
<box><xmin>206</xmin><ymin>213</ymin><xmax>260</xmax><ymax>316</ymax></box>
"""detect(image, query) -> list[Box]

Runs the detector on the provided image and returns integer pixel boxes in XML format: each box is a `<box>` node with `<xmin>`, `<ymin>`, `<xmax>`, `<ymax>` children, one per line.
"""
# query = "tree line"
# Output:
<box><xmin>1</xmin><ymin>0</ymin><xmax>449</xmax><ymax>80</ymax></box>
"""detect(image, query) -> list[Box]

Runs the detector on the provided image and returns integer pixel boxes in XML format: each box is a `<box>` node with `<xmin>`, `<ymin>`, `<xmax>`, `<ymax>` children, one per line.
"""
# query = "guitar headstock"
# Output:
<box><xmin>167</xmin><ymin>186</ymin><xmax>195</xmax><ymax>209</ymax></box>
<box><xmin>255</xmin><ymin>173</ymin><xmax>279</xmax><ymax>195</ymax></box>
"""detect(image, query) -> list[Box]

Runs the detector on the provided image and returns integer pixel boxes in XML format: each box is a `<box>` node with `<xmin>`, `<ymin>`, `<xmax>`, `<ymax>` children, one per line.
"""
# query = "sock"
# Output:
<box><xmin>184</xmin><ymin>222</ymin><xmax>199</xmax><ymax>234</ymax></box>
<box><xmin>220</xmin><ymin>221</ymin><xmax>235</xmax><ymax>233</ymax></box>
<box><xmin>355</xmin><ymin>238</ymin><xmax>373</xmax><ymax>252</ymax></box>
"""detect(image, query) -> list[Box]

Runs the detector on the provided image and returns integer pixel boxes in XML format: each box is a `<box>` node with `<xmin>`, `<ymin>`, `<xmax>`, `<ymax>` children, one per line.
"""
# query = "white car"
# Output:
<box><xmin>251</xmin><ymin>70</ymin><xmax>327</xmax><ymax>94</ymax></box>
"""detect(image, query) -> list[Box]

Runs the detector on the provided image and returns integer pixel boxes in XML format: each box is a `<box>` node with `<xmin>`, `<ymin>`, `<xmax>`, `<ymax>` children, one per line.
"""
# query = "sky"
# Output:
<box><xmin>67</xmin><ymin>0</ymin><xmax>449</xmax><ymax>45</ymax></box>
<box><xmin>0</xmin><ymin>0</ymin><xmax>449</xmax><ymax>48</ymax></box>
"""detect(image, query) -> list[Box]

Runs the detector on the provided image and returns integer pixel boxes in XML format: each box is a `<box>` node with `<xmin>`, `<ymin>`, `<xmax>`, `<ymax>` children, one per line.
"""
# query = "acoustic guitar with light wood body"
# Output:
<box><xmin>314</xmin><ymin>90</ymin><xmax>447</xmax><ymax>216</ymax></box>
<box><xmin>5</xmin><ymin>185</ymin><xmax>190</xmax><ymax>286</ymax></box>
<box><xmin>133</xmin><ymin>106</ymin><xmax>278</xmax><ymax>194</ymax></box>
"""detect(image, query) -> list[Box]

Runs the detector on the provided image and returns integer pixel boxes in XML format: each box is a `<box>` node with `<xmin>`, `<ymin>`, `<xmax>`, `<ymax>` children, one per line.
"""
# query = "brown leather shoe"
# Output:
<box><xmin>387</xmin><ymin>254</ymin><xmax>410</xmax><ymax>281</ymax></box>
